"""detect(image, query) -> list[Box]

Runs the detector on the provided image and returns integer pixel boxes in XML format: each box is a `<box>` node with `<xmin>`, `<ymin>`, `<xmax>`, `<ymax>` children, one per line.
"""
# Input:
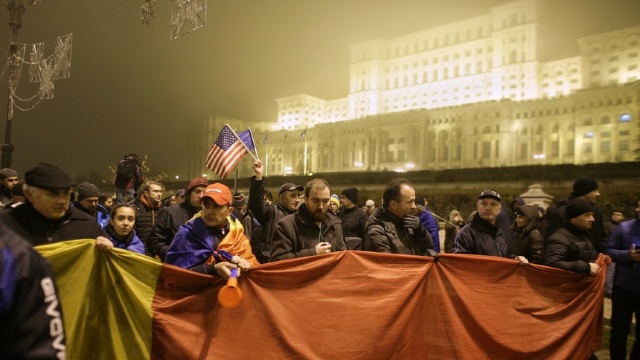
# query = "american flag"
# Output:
<box><xmin>205</xmin><ymin>126</ymin><xmax>253</xmax><ymax>179</ymax></box>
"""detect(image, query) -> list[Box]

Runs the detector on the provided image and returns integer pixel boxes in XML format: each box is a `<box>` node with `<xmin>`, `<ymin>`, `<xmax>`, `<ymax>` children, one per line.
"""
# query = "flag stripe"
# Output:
<box><xmin>205</xmin><ymin>125</ymin><xmax>250</xmax><ymax>179</ymax></box>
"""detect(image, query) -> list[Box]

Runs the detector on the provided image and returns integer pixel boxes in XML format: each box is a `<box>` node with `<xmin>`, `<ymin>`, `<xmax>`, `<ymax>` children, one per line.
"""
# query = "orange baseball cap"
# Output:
<box><xmin>201</xmin><ymin>183</ymin><xmax>232</xmax><ymax>205</ymax></box>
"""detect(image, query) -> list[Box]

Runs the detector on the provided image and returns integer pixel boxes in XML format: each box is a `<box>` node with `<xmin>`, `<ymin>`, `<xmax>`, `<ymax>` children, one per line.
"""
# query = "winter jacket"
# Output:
<box><xmin>0</xmin><ymin>222</ymin><xmax>66</xmax><ymax>359</ymax></box>
<box><xmin>605</xmin><ymin>218</ymin><xmax>640</xmax><ymax>294</ymax></box>
<box><xmin>270</xmin><ymin>204</ymin><xmax>346</xmax><ymax>262</ymax></box>
<box><xmin>103</xmin><ymin>225</ymin><xmax>145</xmax><ymax>255</ymax></box>
<box><xmin>96</xmin><ymin>204</ymin><xmax>110</xmax><ymax>228</ymax></box>
<box><xmin>1</xmin><ymin>202</ymin><xmax>107</xmax><ymax>246</ymax></box>
<box><xmin>365</xmin><ymin>207</ymin><xmax>434</xmax><ymax>255</ymax></box>
<box><xmin>511</xmin><ymin>205</ymin><xmax>545</xmax><ymax>264</ymax></box>
<box><xmin>337</xmin><ymin>206</ymin><xmax>369</xmax><ymax>249</ymax></box>
<box><xmin>248</xmin><ymin>177</ymin><xmax>297</xmax><ymax>263</ymax></box>
<box><xmin>132</xmin><ymin>195</ymin><xmax>165</xmax><ymax>247</ymax></box>
<box><xmin>417</xmin><ymin>206</ymin><xmax>440</xmax><ymax>253</ymax></box>
<box><xmin>453</xmin><ymin>212</ymin><xmax>511</xmax><ymax>258</ymax></box>
<box><xmin>146</xmin><ymin>201</ymin><xmax>199</xmax><ymax>260</ymax></box>
<box><xmin>545</xmin><ymin>223</ymin><xmax>598</xmax><ymax>274</ymax></box>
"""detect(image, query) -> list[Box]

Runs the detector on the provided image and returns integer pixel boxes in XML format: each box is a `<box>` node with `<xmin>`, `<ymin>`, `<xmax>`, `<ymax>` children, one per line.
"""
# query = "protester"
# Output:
<box><xmin>0</xmin><ymin>168</ymin><xmax>18</xmax><ymax>207</ymax></box>
<box><xmin>545</xmin><ymin>199</ymin><xmax>600</xmax><ymax>274</ymax></box>
<box><xmin>0</xmin><ymin>222</ymin><xmax>66</xmax><ymax>359</ymax></box>
<box><xmin>146</xmin><ymin>177</ymin><xmax>208</xmax><ymax>260</ymax></box>
<box><xmin>454</xmin><ymin>189</ymin><xmax>522</xmax><ymax>261</ymax></box>
<box><xmin>415</xmin><ymin>195</ymin><xmax>441</xmax><ymax>253</ymax></box>
<box><xmin>270</xmin><ymin>178</ymin><xmax>346</xmax><ymax>261</ymax></box>
<box><xmin>0</xmin><ymin>162</ymin><xmax>111</xmax><ymax>248</ymax></box>
<box><xmin>329</xmin><ymin>194</ymin><xmax>340</xmax><ymax>215</ymax></box>
<box><xmin>248</xmin><ymin>160</ymin><xmax>302</xmax><ymax>263</ymax></box>
<box><xmin>337</xmin><ymin>187</ymin><xmax>369</xmax><ymax>250</ymax></box>
<box><xmin>174</xmin><ymin>189</ymin><xmax>186</xmax><ymax>204</ymax></box>
<box><xmin>547</xmin><ymin>176</ymin><xmax>606</xmax><ymax>252</ymax></box>
<box><xmin>132</xmin><ymin>181</ymin><xmax>165</xmax><ymax>254</ymax></box>
<box><xmin>365</xmin><ymin>178</ymin><xmax>437</xmax><ymax>259</ymax></box>
<box><xmin>103</xmin><ymin>204</ymin><xmax>145</xmax><ymax>254</ymax></box>
<box><xmin>511</xmin><ymin>204</ymin><xmax>544</xmax><ymax>264</ymax></box>
<box><xmin>96</xmin><ymin>193</ymin><xmax>112</xmax><ymax>228</ymax></box>
<box><xmin>605</xmin><ymin>200</ymin><xmax>640</xmax><ymax>360</ymax></box>
<box><xmin>72</xmin><ymin>182</ymin><xmax>100</xmax><ymax>220</ymax></box>
<box><xmin>4</xmin><ymin>180</ymin><xmax>25</xmax><ymax>209</ymax></box>
<box><xmin>604</xmin><ymin>210</ymin><xmax>625</xmax><ymax>297</ymax></box>
<box><xmin>364</xmin><ymin>199</ymin><xmax>376</xmax><ymax>216</ymax></box>
<box><xmin>444</xmin><ymin>210</ymin><xmax>464</xmax><ymax>253</ymax></box>
<box><xmin>165</xmin><ymin>183</ymin><xmax>258</xmax><ymax>279</ymax></box>
<box><xmin>114</xmin><ymin>154</ymin><xmax>143</xmax><ymax>204</ymax></box>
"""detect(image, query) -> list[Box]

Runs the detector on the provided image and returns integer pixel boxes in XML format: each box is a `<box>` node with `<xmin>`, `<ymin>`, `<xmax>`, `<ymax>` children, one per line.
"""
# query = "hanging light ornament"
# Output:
<box><xmin>140</xmin><ymin>0</ymin><xmax>156</xmax><ymax>27</ymax></box>
<box><xmin>170</xmin><ymin>0</ymin><xmax>206</xmax><ymax>40</ymax></box>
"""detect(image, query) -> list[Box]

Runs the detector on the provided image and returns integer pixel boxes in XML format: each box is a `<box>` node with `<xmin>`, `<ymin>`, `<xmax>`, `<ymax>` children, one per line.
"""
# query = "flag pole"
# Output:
<box><xmin>234</xmin><ymin>168</ymin><xmax>238</xmax><ymax>194</ymax></box>
<box><xmin>226</xmin><ymin>123</ymin><xmax>258</xmax><ymax>161</ymax></box>
<box><xmin>248</xmin><ymin>126</ymin><xmax>259</xmax><ymax>161</ymax></box>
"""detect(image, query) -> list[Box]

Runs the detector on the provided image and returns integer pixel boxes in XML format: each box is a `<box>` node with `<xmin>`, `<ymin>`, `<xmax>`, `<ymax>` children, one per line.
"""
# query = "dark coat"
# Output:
<box><xmin>0</xmin><ymin>221</ymin><xmax>66</xmax><ymax>359</ymax></box>
<box><xmin>365</xmin><ymin>207</ymin><xmax>434</xmax><ymax>255</ymax></box>
<box><xmin>337</xmin><ymin>206</ymin><xmax>369</xmax><ymax>250</ymax></box>
<box><xmin>248</xmin><ymin>177</ymin><xmax>297</xmax><ymax>263</ymax></box>
<box><xmin>146</xmin><ymin>201</ymin><xmax>199</xmax><ymax>260</ymax></box>
<box><xmin>546</xmin><ymin>195</ymin><xmax>605</xmax><ymax>253</ymax></box>
<box><xmin>270</xmin><ymin>203</ymin><xmax>346</xmax><ymax>262</ymax></box>
<box><xmin>453</xmin><ymin>213</ymin><xmax>511</xmax><ymax>258</ymax></box>
<box><xmin>511</xmin><ymin>205</ymin><xmax>545</xmax><ymax>264</ymax></box>
<box><xmin>1</xmin><ymin>202</ymin><xmax>107</xmax><ymax>246</ymax></box>
<box><xmin>545</xmin><ymin>223</ymin><xmax>598</xmax><ymax>274</ymax></box>
<box><xmin>131</xmin><ymin>196</ymin><xmax>165</xmax><ymax>246</ymax></box>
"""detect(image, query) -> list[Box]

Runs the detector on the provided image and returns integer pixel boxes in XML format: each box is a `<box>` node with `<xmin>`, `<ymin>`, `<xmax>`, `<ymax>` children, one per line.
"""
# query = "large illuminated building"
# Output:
<box><xmin>186</xmin><ymin>0</ymin><xmax>640</xmax><ymax>178</ymax></box>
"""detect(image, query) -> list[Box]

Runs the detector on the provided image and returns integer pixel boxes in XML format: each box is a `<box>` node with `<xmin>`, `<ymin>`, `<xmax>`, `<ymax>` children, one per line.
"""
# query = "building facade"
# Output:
<box><xmin>186</xmin><ymin>0</ymin><xmax>640</xmax><ymax>179</ymax></box>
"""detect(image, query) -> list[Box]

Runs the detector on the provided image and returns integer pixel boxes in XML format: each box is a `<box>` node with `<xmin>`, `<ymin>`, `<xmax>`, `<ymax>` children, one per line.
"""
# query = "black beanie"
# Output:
<box><xmin>565</xmin><ymin>199</ymin><xmax>595</xmax><ymax>220</ymax></box>
<box><xmin>77</xmin><ymin>182</ymin><xmax>100</xmax><ymax>201</ymax></box>
<box><xmin>341</xmin><ymin>188</ymin><xmax>358</xmax><ymax>205</ymax></box>
<box><xmin>571</xmin><ymin>177</ymin><xmax>598</xmax><ymax>197</ymax></box>
<box><xmin>232</xmin><ymin>193</ymin><xmax>245</xmax><ymax>208</ymax></box>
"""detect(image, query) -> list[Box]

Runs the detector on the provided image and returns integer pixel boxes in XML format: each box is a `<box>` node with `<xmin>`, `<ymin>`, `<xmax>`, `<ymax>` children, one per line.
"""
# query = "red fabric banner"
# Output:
<box><xmin>151</xmin><ymin>251</ymin><xmax>604</xmax><ymax>359</ymax></box>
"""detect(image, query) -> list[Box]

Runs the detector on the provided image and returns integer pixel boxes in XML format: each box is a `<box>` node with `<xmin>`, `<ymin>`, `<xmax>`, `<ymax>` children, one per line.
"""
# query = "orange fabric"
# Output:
<box><xmin>151</xmin><ymin>252</ymin><xmax>604</xmax><ymax>359</ymax></box>
<box><xmin>217</xmin><ymin>216</ymin><xmax>259</xmax><ymax>266</ymax></box>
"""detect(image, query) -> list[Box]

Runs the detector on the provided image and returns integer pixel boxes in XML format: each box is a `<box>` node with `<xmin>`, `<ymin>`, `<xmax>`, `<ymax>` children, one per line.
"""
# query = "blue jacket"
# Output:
<box><xmin>103</xmin><ymin>226</ymin><xmax>145</xmax><ymax>255</ymax></box>
<box><xmin>418</xmin><ymin>207</ymin><xmax>440</xmax><ymax>253</ymax></box>
<box><xmin>605</xmin><ymin>218</ymin><xmax>640</xmax><ymax>294</ymax></box>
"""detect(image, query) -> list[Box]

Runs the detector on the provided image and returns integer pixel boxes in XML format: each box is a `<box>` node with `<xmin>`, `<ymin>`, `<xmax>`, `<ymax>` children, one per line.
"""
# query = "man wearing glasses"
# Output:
<box><xmin>453</xmin><ymin>189</ymin><xmax>513</xmax><ymax>258</ymax></box>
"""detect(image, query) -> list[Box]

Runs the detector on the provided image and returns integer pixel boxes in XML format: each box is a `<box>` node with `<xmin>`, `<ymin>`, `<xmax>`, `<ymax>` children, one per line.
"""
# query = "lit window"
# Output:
<box><xmin>584</xmin><ymin>132</ymin><xmax>593</xmax><ymax>138</ymax></box>
<box><xmin>619</xmin><ymin>114</ymin><xmax>632</xmax><ymax>122</ymax></box>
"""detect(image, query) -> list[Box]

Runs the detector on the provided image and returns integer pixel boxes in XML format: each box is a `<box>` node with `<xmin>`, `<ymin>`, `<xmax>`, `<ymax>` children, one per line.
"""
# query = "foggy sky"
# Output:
<box><xmin>0</xmin><ymin>0</ymin><xmax>638</xmax><ymax>179</ymax></box>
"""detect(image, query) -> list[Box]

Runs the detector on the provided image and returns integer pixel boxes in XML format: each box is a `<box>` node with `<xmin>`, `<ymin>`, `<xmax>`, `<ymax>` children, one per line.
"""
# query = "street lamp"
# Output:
<box><xmin>353</xmin><ymin>161</ymin><xmax>363</xmax><ymax>170</ymax></box>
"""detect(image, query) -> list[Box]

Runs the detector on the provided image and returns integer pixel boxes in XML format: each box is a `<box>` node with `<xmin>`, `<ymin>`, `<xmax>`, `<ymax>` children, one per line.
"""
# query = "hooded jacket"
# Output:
<box><xmin>365</xmin><ymin>207</ymin><xmax>434</xmax><ymax>255</ymax></box>
<box><xmin>511</xmin><ymin>205</ymin><xmax>544</xmax><ymax>264</ymax></box>
<box><xmin>270</xmin><ymin>203</ymin><xmax>346</xmax><ymax>262</ymax></box>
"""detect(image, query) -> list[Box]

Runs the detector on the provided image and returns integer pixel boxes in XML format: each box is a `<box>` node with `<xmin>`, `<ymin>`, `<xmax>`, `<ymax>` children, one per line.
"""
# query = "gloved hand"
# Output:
<box><xmin>232</xmin><ymin>255</ymin><xmax>252</xmax><ymax>271</ymax></box>
<box><xmin>426</xmin><ymin>248</ymin><xmax>439</xmax><ymax>263</ymax></box>
<box><xmin>402</xmin><ymin>215</ymin><xmax>427</xmax><ymax>238</ymax></box>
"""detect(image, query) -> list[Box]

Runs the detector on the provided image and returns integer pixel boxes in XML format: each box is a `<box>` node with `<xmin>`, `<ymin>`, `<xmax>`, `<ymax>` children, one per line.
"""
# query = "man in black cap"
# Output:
<box><xmin>248</xmin><ymin>160</ymin><xmax>302</xmax><ymax>263</ymax></box>
<box><xmin>545</xmin><ymin>199</ymin><xmax>600</xmax><ymax>275</ymax></box>
<box><xmin>546</xmin><ymin>176</ymin><xmax>605</xmax><ymax>253</ymax></box>
<box><xmin>454</xmin><ymin>189</ymin><xmax>519</xmax><ymax>259</ymax></box>
<box><xmin>0</xmin><ymin>168</ymin><xmax>19</xmax><ymax>207</ymax></box>
<box><xmin>0</xmin><ymin>162</ymin><xmax>111</xmax><ymax>248</ymax></box>
<box><xmin>71</xmin><ymin>182</ymin><xmax>100</xmax><ymax>219</ymax></box>
<box><xmin>337</xmin><ymin>187</ymin><xmax>369</xmax><ymax>250</ymax></box>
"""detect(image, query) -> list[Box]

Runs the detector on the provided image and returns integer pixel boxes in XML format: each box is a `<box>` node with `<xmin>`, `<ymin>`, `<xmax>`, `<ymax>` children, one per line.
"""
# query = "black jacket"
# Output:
<box><xmin>146</xmin><ymin>201</ymin><xmax>199</xmax><ymax>260</ymax></box>
<box><xmin>248</xmin><ymin>177</ymin><xmax>297</xmax><ymax>263</ymax></box>
<box><xmin>270</xmin><ymin>204</ymin><xmax>346</xmax><ymax>262</ymax></box>
<box><xmin>131</xmin><ymin>196</ymin><xmax>165</xmax><ymax>250</ymax></box>
<box><xmin>1</xmin><ymin>202</ymin><xmax>107</xmax><ymax>246</ymax></box>
<box><xmin>545</xmin><ymin>223</ymin><xmax>598</xmax><ymax>274</ymax></box>
<box><xmin>337</xmin><ymin>206</ymin><xmax>369</xmax><ymax>240</ymax></box>
<box><xmin>0</xmin><ymin>222</ymin><xmax>66</xmax><ymax>359</ymax></box>
<box><xmin>453</xmin><ymin>213</ymin><xmax>511</xmax><ymax>258</ymax></box>
<box><xmin>546</xmin><ymin>196</ymin><xmax>605</xmax><ymax>253</ymax></box>
<box><xmin>365</xmin><ymin>207</ymin><xmax>434</xmax><ymax>255</ymax></box>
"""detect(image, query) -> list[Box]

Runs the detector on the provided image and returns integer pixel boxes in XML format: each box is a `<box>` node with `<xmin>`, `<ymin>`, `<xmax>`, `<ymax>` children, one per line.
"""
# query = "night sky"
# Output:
<box><xmin>0</xmin><ymin>0</ymin><xmax>638</xmax><ymax>179</ymax></box>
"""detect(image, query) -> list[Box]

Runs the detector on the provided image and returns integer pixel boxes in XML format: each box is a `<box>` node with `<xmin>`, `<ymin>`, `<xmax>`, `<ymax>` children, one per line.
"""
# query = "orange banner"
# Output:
<box><xmin>151</xmin><ymin>251</ymin><xmax>604</xmax><ymax>359</ymax></box>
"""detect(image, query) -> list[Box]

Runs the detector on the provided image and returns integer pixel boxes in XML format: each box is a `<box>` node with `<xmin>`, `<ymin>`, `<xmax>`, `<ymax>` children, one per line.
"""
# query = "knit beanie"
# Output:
<box><xmin>341</xmin><ymin>188</ymin><xmax>358</xmax><ymax>205</ymax></box>
<box><xmin>571</xmin><ymin>177</ymin><xmax>598</xmax><ymax>197</ymax></box>
<box><xmin>185</xmin><ymin>177</ymin><xmax>208</xmax><ymax>196</ymax></box>
<box><xmin>330</xmin><ymin>194</ymin><xmax>340</xmax><ymax>208</ymax></box>
<box><xmin>232</xmin><ymin>192</ymin><xmax>246</xmax><ymax>208</ymax></box>
<box><xmin>77</xmin><ymin>182</ymin><xmax>100</xmax><ymax>200</ymax></box>
<box><xmin>0</xmin><ymin>168</ymin><xmax>18</xmax><ymax>179</ymax></box>
<box><xmin>565</xmin><ymin>199</ymin><xmax>595</xmax><ymax>220</ymax></box>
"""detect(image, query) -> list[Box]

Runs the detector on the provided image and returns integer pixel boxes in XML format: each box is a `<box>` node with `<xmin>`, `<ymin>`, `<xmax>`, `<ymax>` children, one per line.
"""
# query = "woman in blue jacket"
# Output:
<box><xmin>103</xmin><ymin>204</ymin><xmax>145</xmax><ymax>255</ymax></box>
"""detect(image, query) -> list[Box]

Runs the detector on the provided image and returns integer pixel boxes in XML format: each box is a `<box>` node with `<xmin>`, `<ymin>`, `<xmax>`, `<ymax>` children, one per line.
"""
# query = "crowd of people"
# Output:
<box><xmin>0</xmin><ymin>159</ymin><xmax>638</xmax><ymax>360</ymax></box>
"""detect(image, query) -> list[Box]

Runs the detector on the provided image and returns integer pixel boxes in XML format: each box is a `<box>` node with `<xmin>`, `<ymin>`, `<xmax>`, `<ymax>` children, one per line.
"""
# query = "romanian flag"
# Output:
<box><xmin>37</xmin><ymin>242</ymin><xmax>605</xmax><ymax>359</ymax></box>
